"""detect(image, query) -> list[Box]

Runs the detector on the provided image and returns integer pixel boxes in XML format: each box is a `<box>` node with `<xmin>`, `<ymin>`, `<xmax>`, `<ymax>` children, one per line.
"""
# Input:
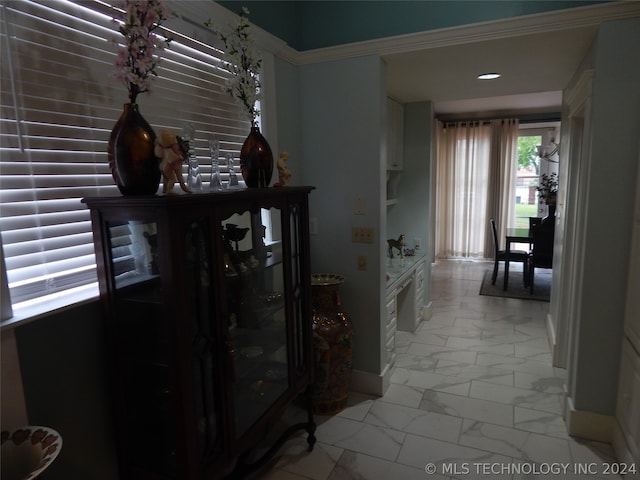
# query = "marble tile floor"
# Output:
<box><xmin>254</xmin><ymin>259</ymin><xmax>620</xmax><ymax>480</ymax></box>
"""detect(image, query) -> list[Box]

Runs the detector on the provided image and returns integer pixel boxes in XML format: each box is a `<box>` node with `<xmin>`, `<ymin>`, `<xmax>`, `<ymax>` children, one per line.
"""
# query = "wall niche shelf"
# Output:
<box><xmin>386</xmin><ymin>170</ymin><xmax>402</xmax><ymax>206</ymax></box>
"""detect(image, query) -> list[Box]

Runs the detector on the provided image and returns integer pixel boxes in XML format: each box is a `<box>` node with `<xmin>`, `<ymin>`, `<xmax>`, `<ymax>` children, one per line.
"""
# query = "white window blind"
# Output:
<box><xmin>0</xmin><ymin>0</ymin><xmax>251</xmax><ymax>316</ymax></box>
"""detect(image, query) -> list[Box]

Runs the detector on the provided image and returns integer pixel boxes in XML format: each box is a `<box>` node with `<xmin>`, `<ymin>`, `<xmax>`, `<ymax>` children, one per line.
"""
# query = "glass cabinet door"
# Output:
<box><xmin>106</xmin><ymin>219</ymin><xmax>177</xmax><ymax>474</ymax></box>
<box><xmin>184</xmin><ymin>217</ymin><xmax>220</xmax><ymax>462</ymax></box>
<box><xmin>221</xmin><ymin>207</ymin><xmax>289</xmax><ymax>439</ymax></box>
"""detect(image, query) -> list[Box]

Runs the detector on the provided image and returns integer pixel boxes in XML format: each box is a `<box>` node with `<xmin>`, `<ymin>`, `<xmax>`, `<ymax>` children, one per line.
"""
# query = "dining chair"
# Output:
<box><xmin>490</xmin><ymin>218</ymin><xmax>529</xmax><ymax>286</ymax></box>
<box><xmin>528</xmin><ymin>217</ymin><xmax>542</xmax><ymax>250</ymax></box>
<box><xmin>528</xmin><ymin>223</ymin><xmax>555</xmax><ymax>293</ymax></box>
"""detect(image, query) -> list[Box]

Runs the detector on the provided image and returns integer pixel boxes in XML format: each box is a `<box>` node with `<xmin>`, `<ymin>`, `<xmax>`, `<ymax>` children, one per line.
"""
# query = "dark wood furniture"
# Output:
<box><xmin>83</xmin><ymin>187</ymin><xmax>316</xmax><ymax>480</ymax></box>
<box><xmin>528</xmin><ymin>217</ymin><xmax>542</xmax><ymax>249</ymax></box>
<box><xmin>528</xmin><ymin>223</ymin><xmax>555</xmax><ymax>293</ymax></box>
<box><xmin>491</xmin><ymin>219</ymin><xmax>529</xmax><ymax>289</ymax></box>
<box><xmin>502</xmin><ymin>226</ymin><xmax>534</xmax><ymax>290</ymax></box>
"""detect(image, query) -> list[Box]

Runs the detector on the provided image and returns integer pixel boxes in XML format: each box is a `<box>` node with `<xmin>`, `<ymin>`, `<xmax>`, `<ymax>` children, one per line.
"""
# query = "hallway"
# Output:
<box><xmin>257</xmin><ymin>260</ymin><xmax>620</xmax><ymax>479</ymax></box>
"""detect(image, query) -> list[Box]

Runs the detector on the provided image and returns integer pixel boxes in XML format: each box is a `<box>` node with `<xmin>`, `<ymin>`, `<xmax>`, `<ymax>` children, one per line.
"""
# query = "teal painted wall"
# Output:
<box><xmin>218</xmin><ymin>0</ymin><xmax>610</xmax><ymax>51</ymax></box>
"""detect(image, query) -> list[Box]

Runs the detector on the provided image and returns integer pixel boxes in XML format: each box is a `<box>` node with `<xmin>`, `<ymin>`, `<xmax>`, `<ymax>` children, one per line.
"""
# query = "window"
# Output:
<box><xmin>0</xmin><ymin>0</ymin><xmax>251</xmax><ymax>319</ymax></box>
<box><xmin>514</xmin><ymin>134</ymin><xmax>542</xmax><ymax>228</ymax></box>
<box><xmin>512</xmin><ymin>124</ymin><xmax>560</xmax><ymax>232</ymax></box>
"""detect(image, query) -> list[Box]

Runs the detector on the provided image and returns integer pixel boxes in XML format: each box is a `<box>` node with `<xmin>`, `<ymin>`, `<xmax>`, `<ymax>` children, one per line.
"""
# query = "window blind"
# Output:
<box><xmin>0</xmin><ymin>0</ymin><xmax>251</xmax><ymax>314</ymax></box>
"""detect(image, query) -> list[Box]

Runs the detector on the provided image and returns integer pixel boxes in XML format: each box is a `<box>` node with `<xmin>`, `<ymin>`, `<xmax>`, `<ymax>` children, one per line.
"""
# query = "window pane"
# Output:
<box><xmin>514</xmin><ymin>135</ymin><xmax>541</xmax><ymax>228</ymax></box>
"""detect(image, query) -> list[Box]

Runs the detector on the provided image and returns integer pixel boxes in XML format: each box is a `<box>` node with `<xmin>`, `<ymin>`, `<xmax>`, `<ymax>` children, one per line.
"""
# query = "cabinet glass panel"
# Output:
<box><xmin>223</xmin><ymin>208</ymin><xmax>288</xmax><ymax>439</ymax></box>
<box><xmin>109</xmin><ymin>221</ymin><xmax>160</xmax><ymax>289</ymax></box>
<box><xmin>185</xmin><ymin>218</ymin><xmax>220</xmax><ymax>461</ymax></box>
<box><xmin>288</xmin><ymin>202</ymin><xmax>306</xmax><ymax>378</ymax></box>
<box><xmin>107</xmin><ymin>220</ymin><xmax>175</xmax><ymax>473</ymax></box>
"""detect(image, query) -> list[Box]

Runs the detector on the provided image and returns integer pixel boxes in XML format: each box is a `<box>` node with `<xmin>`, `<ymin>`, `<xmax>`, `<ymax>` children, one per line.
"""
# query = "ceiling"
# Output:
<box><xmin>224</xmin><ymin>1</ymin><xmax>639</xmax><ymax>119</ymax></box>
<box><xmin>383</xmin><ymin>24</ymin><xmax>599</xmax><ymax>116</ymax></box>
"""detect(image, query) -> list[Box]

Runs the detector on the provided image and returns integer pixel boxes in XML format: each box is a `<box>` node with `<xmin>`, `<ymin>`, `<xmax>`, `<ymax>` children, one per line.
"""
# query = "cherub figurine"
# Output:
<box><xmin>276</xmin><ymin>152</ymin><xmax>292</xmax><ymax>186</ymax></box>
<box><xmin>155</xmin><ymin>130</ymin><xmax>190</xmax><ymax>193</ymax></box>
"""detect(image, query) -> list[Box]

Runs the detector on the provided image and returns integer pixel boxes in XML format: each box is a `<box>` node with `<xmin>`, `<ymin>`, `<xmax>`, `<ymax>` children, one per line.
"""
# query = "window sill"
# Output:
<box><xmin>0</xmin><ymin>284</ymin><xmax>99</xmax><ymax>331</ymax></box>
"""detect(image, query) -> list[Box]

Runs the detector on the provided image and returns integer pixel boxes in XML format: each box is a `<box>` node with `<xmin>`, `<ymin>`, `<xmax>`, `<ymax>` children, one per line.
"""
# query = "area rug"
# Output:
<box><xmin>479</xmin><ymin>269</ymin><xmax>551</xmax><ymax>302</ymax></box>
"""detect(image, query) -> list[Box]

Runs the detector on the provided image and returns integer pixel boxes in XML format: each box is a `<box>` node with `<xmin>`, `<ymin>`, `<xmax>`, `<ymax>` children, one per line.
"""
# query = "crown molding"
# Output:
<box><xmin>278</xmin><ymin>1</ymin><xmax>640</xmax><ymax>66</ymax></box>
<box><xmin>565</xmin><ymin>69</ymin><xmax>595</xmax><ymax>114</ymax></box>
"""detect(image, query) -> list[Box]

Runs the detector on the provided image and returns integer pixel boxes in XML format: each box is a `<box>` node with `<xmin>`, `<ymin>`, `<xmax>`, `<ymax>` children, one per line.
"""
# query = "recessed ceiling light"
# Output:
<box><xmin>478</xmin><ymin>73</ymin><xmax>502</xmax><ymax>80</ymax></box>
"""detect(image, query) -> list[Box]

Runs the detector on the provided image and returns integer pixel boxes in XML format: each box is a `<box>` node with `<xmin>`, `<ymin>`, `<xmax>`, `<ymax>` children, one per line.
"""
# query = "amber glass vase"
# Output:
<box><xmin>239</xmin><ymin>126</ymin><xmax>273</xmax><ymax>188</ymax></box>
<box><xmin>108</xmin><ymin>103</ymin><xmax>160</xmax><ymax>195</ymax></box>
<box><xmin>311</xmin><ymin>274</ymin><xmax>353</xmax><ymax>415</ymax></box>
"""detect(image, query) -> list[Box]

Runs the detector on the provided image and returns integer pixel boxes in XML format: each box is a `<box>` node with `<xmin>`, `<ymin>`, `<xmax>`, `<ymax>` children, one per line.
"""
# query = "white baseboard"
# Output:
<box><xmin>545</xmin><ymin>312</ymin><xmax>556</xmax><ymax>351</ymax></box>
<box><xmin>564</xmin><ymin>394</ymin><xmax>614</xmax><ymax>443</ymax></box>
<box><xmin>421</xmin><ymin>301</ymin><xmax>432</xmax><ymax>321</ymax></box>
<box><xmin>350</xmin><ymin>365</ymin><xmax>392</xmax><ymax>397</ymax></box>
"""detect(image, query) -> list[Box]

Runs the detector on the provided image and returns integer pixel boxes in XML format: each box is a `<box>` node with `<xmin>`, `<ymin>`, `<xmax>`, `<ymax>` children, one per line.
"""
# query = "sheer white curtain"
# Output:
<box><xmin>435</xmin><ymin>119</ymin><xmax>519</xmax><ymax>259</ymax></box>
<box><xmin>485</xmin><ymin>119</ymin><xmax>519</xmax><ymax>256</ymax></box>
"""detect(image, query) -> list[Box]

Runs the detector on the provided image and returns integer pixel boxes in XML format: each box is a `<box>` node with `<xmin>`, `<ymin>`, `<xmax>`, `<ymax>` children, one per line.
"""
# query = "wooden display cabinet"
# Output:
<box><xmin>83</xmin><ymin>187</ymin><xmax>316</xmax><ymax>479</ymax></box>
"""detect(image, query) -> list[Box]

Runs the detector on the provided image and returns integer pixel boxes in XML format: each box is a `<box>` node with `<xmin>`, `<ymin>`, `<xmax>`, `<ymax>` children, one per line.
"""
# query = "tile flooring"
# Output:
<box><xmin>255</xmin><ymin>259</ymin><xmax>620</xmax><ymax>479</ymax></box>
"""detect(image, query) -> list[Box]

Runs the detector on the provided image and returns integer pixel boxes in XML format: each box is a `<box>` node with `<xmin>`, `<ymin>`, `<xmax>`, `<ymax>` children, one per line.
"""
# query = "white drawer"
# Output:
<box><xmin>415</xmin><ymin>264</ymin><xmax>425</xmax><ymax>290</ymax></box>
<box><xmin>386</xmin><ymin>316</ymin><xmax>397</xmax><ymax>341</ymax></box>
<box><xmin>415</xmin><ymin>286</ymin><xmax>424</xmax><ymax>308</ymax></box>
<box><xmin>386</xmin><ymin>295</ymin><xmax>397</xmax><ymax>323</ymax></box>
<box><xmin>386</xmin><ymin>333</ymin><xmax>396</xmax><ymax>365</ymax></box>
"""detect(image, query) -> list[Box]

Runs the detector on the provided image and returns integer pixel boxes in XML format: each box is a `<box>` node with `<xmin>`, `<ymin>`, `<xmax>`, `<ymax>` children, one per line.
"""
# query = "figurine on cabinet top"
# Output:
<box><xmin>387</xmin><ymin>234</ymin><xmax>405</xmax><ymax>259</ymax></box>
<box><xmin>155</xmin><ymin>130</ymin><xmax>191</xmax><ymax>194</ymax></box>
<box><xmin>275</xmin><ymin>152</ymin><xmax>292</xmax><ymax>186</ymax></box>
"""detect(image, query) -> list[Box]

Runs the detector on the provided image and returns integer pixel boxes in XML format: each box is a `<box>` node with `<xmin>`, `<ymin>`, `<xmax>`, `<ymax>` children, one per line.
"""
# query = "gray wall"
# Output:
<box><xmin>274</xmin><ymin>56</ymin><xmax>304</xmax><ymax>182</ymax></box>
<box><xmin>298</xmin><ymin>55</ymin><xmax>388</xmax><ymax>376</ymax></box>
<box><xmin>14</xmin><ymin>302</ymin><xmax>117</xmax><ymax>480</ymax></box>
<box><xmin>568</xmin><ymin>18</ymin><xmax>640</xmax><ymax>415</ymax></box>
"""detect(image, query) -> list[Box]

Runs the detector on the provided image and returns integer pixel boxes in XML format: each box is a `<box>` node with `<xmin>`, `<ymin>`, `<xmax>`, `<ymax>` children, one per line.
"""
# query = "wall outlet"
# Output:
<box><xmin>357</xmin><ymin>255</ymin><xmax>367</xmax><ymax>271</ymax></box>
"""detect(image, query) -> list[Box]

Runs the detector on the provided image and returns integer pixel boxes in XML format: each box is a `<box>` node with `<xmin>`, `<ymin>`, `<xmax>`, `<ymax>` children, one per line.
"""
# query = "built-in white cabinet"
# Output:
<box><xmin>387</xmin><ymin>97</ymin><xmax>404</xmax><ymax>171</ymax></box>
<box><xmin>386</xmin><ymin>254</ymin><xmax>425</xmax><ymax>334</ymax></box>
<box><xmin>383</xmin><ymin>256</ymin><xmax>426</xmax><ymax>372</ymax></box>
<box><xmin>613</xmin><ymin>158</ymin><xmax>640</xmax><ymax>476</ymax></box>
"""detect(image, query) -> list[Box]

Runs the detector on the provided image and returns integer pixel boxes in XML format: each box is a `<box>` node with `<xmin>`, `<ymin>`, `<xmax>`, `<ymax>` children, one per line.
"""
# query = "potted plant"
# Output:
<box><xmin>206</xmin><ymin>9</ymin><xmax>273</xmax><ymax>188</ymax></box>
<box><xmin>536</xmin><ymin>172</ymin><xmax>558</xmax><ymax>224</ymax></box>
<box><xmin>108</xmin><ymin>0</ymin><xmax>172</xmax><ymax>195</ymax></box>
<box><xmin>536</xmin><ymin>172</ymin><xmax>558</xmax><ymax>205</ymax></box>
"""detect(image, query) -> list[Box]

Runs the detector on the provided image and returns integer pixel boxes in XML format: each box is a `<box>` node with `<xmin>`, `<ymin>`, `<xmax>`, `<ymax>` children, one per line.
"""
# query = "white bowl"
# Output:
<box><xmin>1</xmin><ymin>426</ymin><xmax>62</xmax><ymax>480</ymax></box>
